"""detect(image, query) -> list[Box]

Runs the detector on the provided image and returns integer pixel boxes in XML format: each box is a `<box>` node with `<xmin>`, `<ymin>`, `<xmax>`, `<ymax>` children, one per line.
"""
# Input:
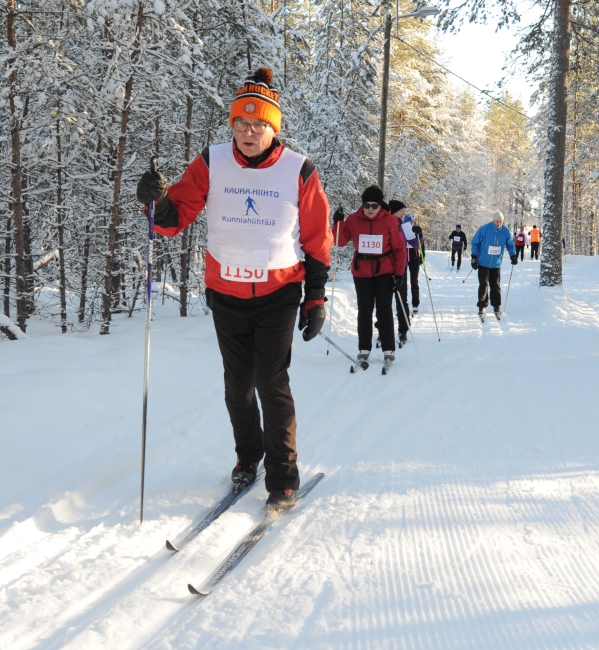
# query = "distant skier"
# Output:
<box><xmin>389</xmin><ymin>200</ymin><xmax>410</xmax><ymax>346</ymax></box>
<box><xmin>136</xmin><ymin>67</ymin><xmax>332</xmax><ymax>512</ymax></box>
<box><xmin>335</xmin><ymin>185</ymin><xmax>406</xmax><ymax>364</ymax></box>
<box><xmin>528</xmin><ymin>225</ymin><xmax>542</xmax><ymax>259</ymax></box>
<box><xmin>448</xmin><ymin>225</ymin><xmax>467</xmax><ymax>271</ymax></box>
<box><xmin>401</xmin><ymin>210</ymin><xmax>425</xmax><ymax>314</ymax></box>
<box><xmin>470</xmin><ymin>211</ymin><xmax>517</xmax><ymax>320</ymax></box>
<box><xmin>514</xmin><ymin>226</ymin><xmax>528</xmax><ymax>261</ymax></box>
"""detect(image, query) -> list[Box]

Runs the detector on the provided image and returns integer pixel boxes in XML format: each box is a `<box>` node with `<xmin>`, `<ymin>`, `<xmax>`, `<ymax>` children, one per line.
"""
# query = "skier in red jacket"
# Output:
<box><xmin>333</xmin><ymin>186</ymin><xmax>406</xmax><ymax>364</ymax></box>
<box><xmin>136</xmin><ymin>67</ymin><xmax>332</xmax><ymax>512</ymax></box>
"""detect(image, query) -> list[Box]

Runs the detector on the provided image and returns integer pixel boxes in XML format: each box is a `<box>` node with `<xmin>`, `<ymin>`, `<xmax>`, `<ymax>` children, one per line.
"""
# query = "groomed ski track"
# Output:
<box><xmin>2</xmin><ymin>253</ymin><xmax>599</xmax><ymax>649</ymax></box>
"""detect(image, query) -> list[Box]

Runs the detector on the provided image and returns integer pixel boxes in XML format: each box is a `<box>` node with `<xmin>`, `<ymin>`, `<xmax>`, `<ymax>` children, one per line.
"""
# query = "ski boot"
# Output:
<box><xmin>231</xmin><ymin>460</ymin><xmax>260</xmax><ymax>491</ymax></box>
<box><xmin>266</xmin><ymin>488</ymin><xmax>296</xmax><ymax>514</ymax></box>
<box><xmin>357</xmin><ymin>350</ymin><xmax>370</xmax><ymax>362</ymax></box>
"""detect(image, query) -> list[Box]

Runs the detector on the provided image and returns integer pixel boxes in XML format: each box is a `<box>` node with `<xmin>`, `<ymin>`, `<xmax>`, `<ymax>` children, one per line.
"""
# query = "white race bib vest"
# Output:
<box><xmin>205</xmin><ymin>143</ymin><xmax>305</xmax><ymax>276</ymax></box>
<box><xmin>454</xmin><ymin>236</ymin><xmax>462</xmax><ymax>242</ymax></box>
<box><xmin>358</xmin><ymin>234</ymin><xmax>383</xmax><ymax>254</ymax></box>
<box><xmin>488</xmin><ymin>245</ymin><xmax>501</xmax><ymax>255</ymax></box>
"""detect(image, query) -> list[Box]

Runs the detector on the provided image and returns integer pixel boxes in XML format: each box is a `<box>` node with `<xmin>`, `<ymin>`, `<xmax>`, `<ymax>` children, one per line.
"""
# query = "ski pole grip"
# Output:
<box><xmin>150</xmin><ymin>156</ymin><xmax>158</xmax><ymax>173</ymax></box>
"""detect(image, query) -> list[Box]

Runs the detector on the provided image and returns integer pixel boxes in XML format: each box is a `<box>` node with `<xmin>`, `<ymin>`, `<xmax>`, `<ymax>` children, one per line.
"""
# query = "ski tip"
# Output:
<box><xmin>166</xmin><ymin>540</ymin><xmax>179</xmax><ymax>552</ymax></box>
<box><xmin>350</xmin><ymin>365</ymin><xmax>355</xmax><ymax>373</ymax></box>
<box><xmin>188</xmin><ymin>583</ymin><xmax>209</xmax><ymax>596</ymax></box>
<box><xmin>382</xmin><ymin>368</ymin><xmax>387</xmax><ymax>375</ymax></box>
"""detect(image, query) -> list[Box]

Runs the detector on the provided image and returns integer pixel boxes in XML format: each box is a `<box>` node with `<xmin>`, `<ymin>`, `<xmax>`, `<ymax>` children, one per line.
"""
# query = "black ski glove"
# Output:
<box><xmin>412</xmin><ymin>225</ymin><xmax>423</xmax><ymax>236</ymax></box>
<box><xmin>393</xmin><ymin>275</ymin><xmax>404</xmax><ymax>291</ymax></box>
<box><xmin>332</xmin><ymin>210</ymin><xmax>345</xmax><ymax>224</ymax></box>
<box><xmin>298</xmin><ymin>299</ymin><xmax>326</xmax><ymax>341</ymax></box>
<box><xmin>137</xmin><ymin>170</ymin><xmax>168</xmax><ymax>206</ymax></box>
<box><xmin>471</xmin><ymin>255</ymin><xmax>478</xmax><ymax>270</ymax></box>
<box><xmin>510</xmin><ymin>255</ymin><xmax>518</xmax><ymax>265</ymax></box>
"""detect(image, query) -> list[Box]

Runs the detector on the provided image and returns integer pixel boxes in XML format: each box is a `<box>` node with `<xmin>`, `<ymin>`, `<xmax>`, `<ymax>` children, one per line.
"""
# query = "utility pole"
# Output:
<box><xmin>377</xmin><ymin>6</ymin><xmax>439</xmax><ymax>193</ymax></box>
<box><xmin>377</xmin><ymin>12</ymin><xmax>393</xmax><ymax>191</ymax></box>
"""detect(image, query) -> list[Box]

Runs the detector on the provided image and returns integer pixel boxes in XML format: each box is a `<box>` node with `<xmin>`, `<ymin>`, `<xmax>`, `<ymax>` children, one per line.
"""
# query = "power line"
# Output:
<box><xmin>391</xmin><ymin>34</ymin><xmax>543</xmax><ymax>128</ymax></box>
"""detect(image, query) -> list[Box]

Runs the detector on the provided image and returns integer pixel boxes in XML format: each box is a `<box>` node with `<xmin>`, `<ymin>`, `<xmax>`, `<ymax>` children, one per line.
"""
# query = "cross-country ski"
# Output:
<box><xmin>165</xmin><ymin>466</ymin><xmax>265</xmax><ymax>552</ymax></box>
<box><xmin>188</xmin><ymin>473</ymin><xmax>324</xmax><ymax>597</ymax></box>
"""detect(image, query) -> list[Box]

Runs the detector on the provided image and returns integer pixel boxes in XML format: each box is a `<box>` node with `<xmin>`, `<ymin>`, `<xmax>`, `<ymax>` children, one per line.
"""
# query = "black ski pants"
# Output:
<box><xmin>408</xmin><ymin>257</ymin><xmax>421</xmax><ymax>307</ymax></box>
<box><xmin>451</xmin><ymin>247</ymin><xmax>462</xmax><ymax>268</ymax></box>
<box><xmin>354</xmin><ymin>274</ymin><xmax>395</xmax><ymax>352</ymax></box>
<box><xmin>477</xmin><ymin>266</ymin><xmax>501</xmax><ymax>310</ymax></box>
<box><xmin>207</xmin><ymin>283</ymin><xmax>301</xmax><ymax>492</ymax></box>
<box><xmin>394</xmin><ymin>274</ymin><xmax>410</xmax><ymax>335</ymax></box>
<box><xmin>515</xmin><ymin>245</ymin><xmax>525</xmax><ymax>261</ymax></box>
<box><xmin>531</xmin><ymin>242</ymin><xmax>540</xmax><ymax>259</ymax></box>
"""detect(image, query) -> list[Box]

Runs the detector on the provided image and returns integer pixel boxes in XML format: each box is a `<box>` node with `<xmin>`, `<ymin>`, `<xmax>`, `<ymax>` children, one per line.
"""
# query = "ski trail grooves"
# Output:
<box><xmin>3</xmin><ymin>253</ymin><xmax>599</xmax><ymax>649</ymax></box>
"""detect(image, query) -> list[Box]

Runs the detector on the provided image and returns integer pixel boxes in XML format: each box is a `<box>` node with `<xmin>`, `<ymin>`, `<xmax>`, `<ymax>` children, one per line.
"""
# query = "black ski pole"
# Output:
<box><xmin>318</xmin><ymin>331</ymin><xmax>368</xmax><ymax>371</ymax></box>
<box><xmin>462</xmin><ymin>268</ymin><xmax>474</xmax><ymax>284</ymax></box>
<box><xmin>326</xmin><ymin>222</ymin><xmax>341</xmax><ymax>355</ymax></box>
<box><xmin>419</xmin><ymin>242</ymin><xmax>441</xmax><ymax>342</ymax></box>
<box><xmin>140</xmin><ymin>156</ymin><xmax>157</xmax><ymax>525</ymax></box>
<box><xmin>504</xmin><ymin>264</ymin><xmax>515</xmax><ymax>312</ymax></box>
<box><xmin>396</xmin><ymin>289</ymin><xmax>419</xmax><ymax>357</ymax></box>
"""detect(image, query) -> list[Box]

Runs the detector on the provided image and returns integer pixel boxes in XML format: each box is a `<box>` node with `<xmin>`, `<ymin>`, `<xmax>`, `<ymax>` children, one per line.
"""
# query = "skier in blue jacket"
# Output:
<box><xmin>470</xmin><ymin>211</ymin><xmax>517</xmax><ymax>318</ymax></box>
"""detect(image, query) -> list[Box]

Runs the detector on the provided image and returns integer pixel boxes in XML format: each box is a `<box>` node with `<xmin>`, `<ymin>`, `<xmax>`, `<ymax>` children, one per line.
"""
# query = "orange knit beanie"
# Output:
<box><xmin>229</xmin><ymin>67</ymin><xmax>282</xmax><ymax>133</ymax></box>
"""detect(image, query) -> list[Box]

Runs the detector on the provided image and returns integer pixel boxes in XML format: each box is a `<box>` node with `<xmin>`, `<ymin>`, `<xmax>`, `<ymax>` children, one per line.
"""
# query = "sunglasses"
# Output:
<box><xmin>363</xmin><ymin>202</ymin><xmax>380</xmax><ymax>210</ymax></box>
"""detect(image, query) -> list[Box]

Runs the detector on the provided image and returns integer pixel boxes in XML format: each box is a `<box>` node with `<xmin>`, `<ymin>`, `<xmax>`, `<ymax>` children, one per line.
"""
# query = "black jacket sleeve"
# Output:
<box><xmin>303</xmin><ymin>253</ymin><xmax>330</xmax><ymax>301</ymax></box>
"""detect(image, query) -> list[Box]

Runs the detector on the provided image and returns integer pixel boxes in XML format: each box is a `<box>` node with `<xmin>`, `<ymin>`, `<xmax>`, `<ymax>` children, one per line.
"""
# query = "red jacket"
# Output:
<box><xmin>153</xmin><ymin>140</ymin><xmax>333</xmax><ymax>299</ymax></box>
<box><xmin>336</xmin><ymin>207</ymin><xmax>406</xmax><ymax>277</ymax></box>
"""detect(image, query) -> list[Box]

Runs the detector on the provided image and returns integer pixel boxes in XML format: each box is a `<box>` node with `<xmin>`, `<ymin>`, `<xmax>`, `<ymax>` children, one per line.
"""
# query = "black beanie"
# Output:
<box><xmin>361</xmin><ymin>185</ymin><xmax>384</xmax><ymax>204</ymax></box>
<box><xmin>456</xmin><ymin>224</ymin><xmax>461</xmax><ymax>229</ymax></box>
<box><xmin>389</xmin><ymin>200</ymin><xmax>406</xmax><ymax>214</ymax></box>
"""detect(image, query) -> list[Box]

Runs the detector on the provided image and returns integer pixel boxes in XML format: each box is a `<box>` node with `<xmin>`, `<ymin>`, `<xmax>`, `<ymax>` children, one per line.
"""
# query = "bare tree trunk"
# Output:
<box><xmin>100</xmin><ymin>2</ymin><xmax>144</xmax><ymax>334</ymax></box>
<box><xmin>540</xmin><ymin>0</ymin><xmax>572</xmax><ymax>287</ymax></box>
<box><xmin>21</xmin><ymin>94</ymin><xmax>35</xmax><ymax>317</ymax></box>
<box><xmin>56</xmin><ymin>120</ymin><xmax>68</xmax><ymax>333</ymax></box>
<box><xmin>3</xmin><ymin>214</ymin><xmax>10</xmax><ymax>317</ymax></box>
<box><xmin>8</xmin><ymin>0</ymin><xmax>27</xmax><ymax>331</ymax></box>
<box><xmin>79</xmin><ymin>134</ymin><xmax>102</xmax><ymax>323</ymax></box>
<box><xmin>78</xmin><ymin>220</ymin><xmax>92</xmax><ymax>323</ymax></box>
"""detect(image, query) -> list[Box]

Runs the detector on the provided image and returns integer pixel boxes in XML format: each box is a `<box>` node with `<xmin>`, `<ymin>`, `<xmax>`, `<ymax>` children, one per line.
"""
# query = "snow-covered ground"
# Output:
<box><xmin>2</xmin><ymin>252</ymin><xmax>599</xmax><ymax>650</ymax></box>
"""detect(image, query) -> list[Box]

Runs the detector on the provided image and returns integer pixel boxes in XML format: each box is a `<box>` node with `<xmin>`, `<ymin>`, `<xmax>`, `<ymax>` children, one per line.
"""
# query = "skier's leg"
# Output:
<box><xmin>395</xmin><ymin>275</ymin><xmax>409</xmax><ymax>335</ymax></box>
<box><xmin>477</xmin><ymin>267</ymin><xmax>490</xmax><ymax>309</ymax></box>
<box><xmin>409</xmin><ymin>258</ymin><xmax>420</xmax><ymax>308</ymax></box>
<box><xmin>457</xmin><ymin>248</ymin><xmax>462</xmax><ymax>270</ymax></box>
<box><xmin>489</xmin><ymin>267</ymin><xmax>502</xmax><ymax>308</ymax></box>
<box><xmin>374</xmin><ymin>274</ymin><xmax>395</xmax><ymax>352</ymax></box>
<box><xmin>253</xmin><ymin>283</ymin><xmax>302</xmax><ymax>492</ymax></box>
<box><xmin>354</xmin><ymin>276</ymin><xmax>376</xmax><ymax>351</ymax></box>
<box><xmin>209</xmin><ymin>289</ymin><xmax>264</xmax><ymax>466</ymax></box>
<box><xmin>451</xmin><ymin>248</ymin><xmax>456</xmax><ymax>266</ymax></box>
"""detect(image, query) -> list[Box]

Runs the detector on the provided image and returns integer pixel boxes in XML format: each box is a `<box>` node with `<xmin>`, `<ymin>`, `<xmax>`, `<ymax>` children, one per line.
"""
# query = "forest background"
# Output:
<box><xmin>1</xmin><ymin>0</ymin><xmax>598</xmax><ymax>337</ymax></box>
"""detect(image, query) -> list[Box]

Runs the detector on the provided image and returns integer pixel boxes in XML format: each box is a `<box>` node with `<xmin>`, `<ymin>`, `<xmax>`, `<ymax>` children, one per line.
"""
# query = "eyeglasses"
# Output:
<box><xmin>232</xmin><ymin>118</ymin><xmax>270</xmax><ymax>134</ymax></box>
<box><xmin>363</xmin><ymin>202</ymin><xmax>380</xmax><ymax>210</ymax></box>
